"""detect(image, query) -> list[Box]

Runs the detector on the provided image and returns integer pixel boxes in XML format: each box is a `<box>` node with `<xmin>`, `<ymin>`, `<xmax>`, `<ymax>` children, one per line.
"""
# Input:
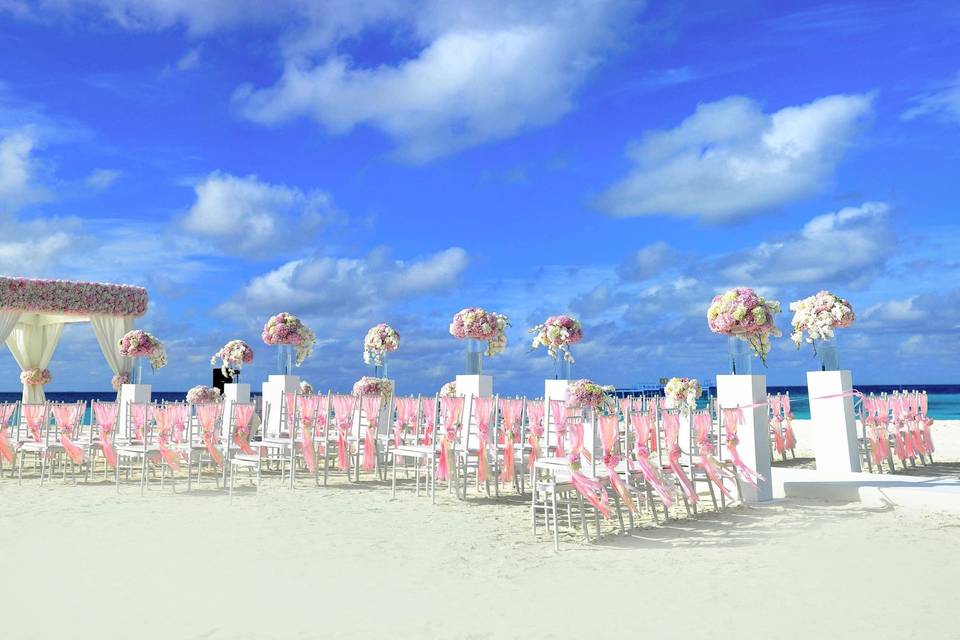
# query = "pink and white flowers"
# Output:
<box><xmin>20</xmin><ymin>368</ymin><xmax>51</xmax><ymax>386</ymax></box>
<box><xmin>789</xmin><ymin>291</ymin><xmax>855</xmax><ymax>347</ymax></box>
<box><xmin>353</xmin><ymin>376</ymin><xmax>394</xmax><ymax>401</ymax></box>
<box><xmin>440</xmin><ymin>381</ymin><xmax>457</xmax><ymax>397</ymax></box>
<box><xmin>0</xmin><ymin>276</ymin><xmax>147</xmax><ymax>317</ymax></box>
<box><xmin>186</xmin><ymin>385</ymin><xmax>222</xmax><ymax>404</ymax></box>
<box><xmin>118</xmin><ymin>330</ymin><xmax>167</xmax><ymax>370</ymax></box>
<box><xmin>262</xmin><ymin>312</ymin><xmax>316</xmax><ymax>366</ymax></box>
<box><xmin>530</xmin><ymin>315</ymin><xmax>583</xmax><ymax>363</ymax></box>
<box><xmin>111</xmin><ymin>373</ymin><xmax>130</xmax><ymax>391</ymax></box>
<box><xmin>707</xmin><ymin>287</ymin><xmax>782</xmax><ymax>363</ymax></box>
<box><xmin>449</xmin><ymin>307</ymin><xmax>509</xmax><ymax>357</ymax></box>
<box><xmin>211</xmin><ymin>339</ymin><xmax>254</xmax><ymax>376</ymax></box>
<box><xmin>299</xmin><ymin>380</ymin><xmax>314</xmax><ymax>396</ymax></box>
<box><xmin>566</xmin><ymin>379</ymin><xmax>615</xmax><ymax>412</ymax></box>
<box><xmin>664</xmin><ymin>377</ymin><xmax>701</xmax><ymax>414</ymax></box>
<box><xmin>363</xmin><ymin>323</ymin><xmax>400</xmax><ymax>366</ymax></box>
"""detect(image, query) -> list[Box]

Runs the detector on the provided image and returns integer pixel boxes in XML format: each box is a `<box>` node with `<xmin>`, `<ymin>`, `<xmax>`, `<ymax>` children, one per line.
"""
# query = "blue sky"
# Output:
<box><xmin>1</xmin><ymin>0</ymin><xmax>958</xmax><ymax>394</ymax></box>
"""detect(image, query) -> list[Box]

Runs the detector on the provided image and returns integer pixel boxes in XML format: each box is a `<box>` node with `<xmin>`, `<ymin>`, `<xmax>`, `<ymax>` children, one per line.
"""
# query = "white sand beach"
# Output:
<box><xmin>1</xmin><ymin>421</ymin><xmax>957</xmax><ymax>640</ymax></box>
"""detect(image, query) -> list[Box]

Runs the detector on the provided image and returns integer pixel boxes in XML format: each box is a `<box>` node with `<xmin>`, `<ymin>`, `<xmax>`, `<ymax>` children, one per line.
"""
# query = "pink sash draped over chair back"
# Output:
<box><xmin>472</xmin><ymin>397</ymin><xmax>495</xmax><ymax>482</ymax></box>
<box><xmin>598</xmin><ymin>414</ymin><xmax>635</xmax><ymax>513</ymax></box>
<box><xmin>566</xmin><ymin>419</ymin><xmax>610</xmax><ymax>518</ymax></box>
<box><xmin>53</xmin><ymin>403</ymin><xmax>86</xmax><ymax>464</ymax></box>
<box><xmin>197</xmin><ymin>403</ymin><xmax>224</xmax><ymax>468</ymax></box>
<box><xmin>24</xmin><ymin>404</ymin><xmax>46</xmax><ymax>443</ymax></box>
<box><xmin>436</xmin><ymin>396</ymin><xmax>463</xmax><ymax>481</ymax></box>
<box><xmin>628</xmin><ymin>411</ymin><xmax>671</xmax><ymax>507</ymax></box>
<box><xmin>498</xmin><ymin>398</ymin><xmax>522</xmax><ymax>483</ymax></box>
<box><xmin>694</xmin><ymin>411</ymin><xmax>732</xmax><ymax>499</ymax></box>
<box><xmin>0</xmin><ymin>403</ymin><xmax>16</xmax><ymax>463</ymax></box>
<box><xmin>769</xmin><ymin>395</ymin><xmax>785</xmax><ymax>455</ymax></box>
<box><xmin>781</xmin><ymin>393</ymin><xmax>797</xmax><ymax>450</ymax></box>
<box><xmin>92</xmin><ymin>401</ymin><xmax>119</xmax><ymax>467</ymax></box>
<box><xmin>420</xmin><ymin>399</ymin><xmax>437</xmax><ymax>446</ymax></box>
<box><xmin>550</xmin><ymin>400</ymin><xmax>566</xmax><ymax>457</ymax></box>
<box><xmin>919</xmin><ymin>392</ymin><xmax>935</xmax><ymax>454</ymax></box>
<box><xmin>722</xmin><ymin>408</ymin><xmax>763</xmax><ymax>487</ymax></box>
<box><xmin>170</xmin><ymin>403</ymin><xmax>188</xmax><ymax>444</ymax></box>
<box><xmin>663</xmin><ymin>412</ymin><xmax>698</xmax><ymax>505</ymax></box>
<box><xmin>233</xmin><ymin>403</ymin><xmax>256</xmax><ymax>456</ymax></box>
<box><xmin>151</xmin><ymin>405</ymin><xmax>180</xmax><ymax>471</ymax></box>
<box><xmin>298</xmin><ymin>395</ymin><xmax>320</xmax><ymax>473</ymax></box>
<box><xmin>129</xmin><ymin>403</ymin><xmax>148</xmax><ymax>442</ymax></box>
<box><xmin>526</xmin><ymin>402</ymin><xmax>545</xmax><ymax>472</ymax></box>
<box><xmin>361</xmin><ymin>395</ymin><xmax>382</xmax><ymax>472</ymax></box>
<box><xmin>331</xmin><ymin>395</ymin><xmax>355</xmax><ymax>471</ymax></box>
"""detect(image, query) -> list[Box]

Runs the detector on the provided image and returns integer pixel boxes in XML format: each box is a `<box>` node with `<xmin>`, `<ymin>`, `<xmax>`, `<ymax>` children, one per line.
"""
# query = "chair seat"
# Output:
<box><xmin>117</xmin><ymin>444</ymin><xmax>156</xmax><ymax>456</ymax></box>
<box><xmin>230</xmin><ymin>454</ymin><xmax>260</xmax><ymax>467</ymax></box>
<box><xmin>19</xmin><ymin>442</ymin><xmax>50</xmax><ymax>453</ymax></box>
<box><xmin>392</xmin><ymin>445</ymin><xmax>434</xmax><ymax>457</ymax></box>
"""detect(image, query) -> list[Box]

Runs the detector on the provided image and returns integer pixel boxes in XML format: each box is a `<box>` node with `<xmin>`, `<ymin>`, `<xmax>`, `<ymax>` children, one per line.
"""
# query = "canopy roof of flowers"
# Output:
<box><xmin>0</xmin><ymin>276</ymin><xmax>149</xmax><ymax>402</ymax></box>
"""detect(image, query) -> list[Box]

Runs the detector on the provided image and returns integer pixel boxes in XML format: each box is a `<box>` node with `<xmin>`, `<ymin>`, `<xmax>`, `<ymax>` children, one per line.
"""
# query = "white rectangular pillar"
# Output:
<box><xmin>807</xmin><ymin>370</ymin><xmax>861</xmax><ymax>473</ymax></box>
<box><xmin>118</xmin><ymin>384</ymin><xmax>151</xmax><ymax>439</ymax></box>
<box><xmin>221</xmin><ymin>383</ymin><xmax>250</xmax><ymax>439</ymax></box>
<box><xmin>261</xmin><ymin>375</ymin><xmax>299</xmax><ymax>438</ymax></box>
<box><xmin>456</xmin><ymin>374</ymin><xmax>492</xmax><ymax>400</ymax></box>
<box><xmin>717</xmin><ymin>374</ymin><xmax>772</xmax><ymax>503</ymax></box>
<box><xmin>544</xmin><ymin>379</ymin><xmax>569</xmax><ymax>453</ymax></box>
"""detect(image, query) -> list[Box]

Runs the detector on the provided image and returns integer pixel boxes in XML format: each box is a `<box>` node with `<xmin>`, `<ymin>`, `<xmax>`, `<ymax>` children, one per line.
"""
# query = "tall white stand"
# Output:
<box><xmin>118</xmin><ymin>384</ymin><xmax>151</xmax><ymax>439</ymax></box>
<box><xmin>717</xmin><ymin>374</ymin><xmax>772</xmax><ymax>503</ymax></box>
<box><xmin>261</xmin><ymin>375</ymin><xmax>299</xmax><ymax>438</ymax></box>
<box><xmin>221</xmin><ymin>383</ymin><xmax>250</xmax><ymax>439</ymax></box>
<box><xmin>544</xmin><ymin>379</ymin><xmax>570</xmax><ymax>453</ymax></box>
<box><xmin>807</xmin><ymin>370</ymin><xmax>861</xmax><ymax>473</ymax></box>
<box><xmin>456</xmin><ymin>374</ymin><xmax>492</xmax><ymax>400</ymax></box>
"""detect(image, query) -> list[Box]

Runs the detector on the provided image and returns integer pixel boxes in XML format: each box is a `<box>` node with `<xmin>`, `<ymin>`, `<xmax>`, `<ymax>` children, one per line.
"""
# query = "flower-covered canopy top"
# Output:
<box><xmin>0</xmin><ymin>276</ymin><xmax>148</xmax><ymax>317</ymax></box>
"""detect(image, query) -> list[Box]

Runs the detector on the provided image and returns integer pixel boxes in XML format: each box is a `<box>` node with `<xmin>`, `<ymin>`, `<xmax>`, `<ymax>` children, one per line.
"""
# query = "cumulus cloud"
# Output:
<box><xmin>716</xmin><ymin>202</ymin><xmax>892</xmax><ymax>287</ymax></box>
<box><xmin>219</xmin><ymin>247</ymin><xmax>469</xmax><ymax>326</ymax></box>
<box><xmin>902</xmin><ymin>72</ymin><xmax>960</xmax><ymax>125</ymax></box>
<box><xmin>0</xmin><ymin>130</ymin><xmax>41</xmax><ymax>212</ymax></box>
<box><xmin>85</xmin><ymin>168</ymin><xmax>120</xmax><ymax>190</ymax></box>
<box><xmin>618</xmin><ymin>241</ymin><xmax>677</xmax><ymax>281</ymax></box>
<box><xmin>181</xmin><ymin>172</ymin><xmax>336</xmax><ymax>255</ymax></box>
<box><xmin>861</xmin><ymin>288</ymin><xmax>960</xmax><ymax>334</ymax></box>
<box><xmin>597</xmin><ymin>93</ymin><xmax>874</xmax><ymax>222</ymax></box>
<box><xmin>234</xmin><ymin>1</ymin><xmax>633</xmax><ymax>161</ymax></box>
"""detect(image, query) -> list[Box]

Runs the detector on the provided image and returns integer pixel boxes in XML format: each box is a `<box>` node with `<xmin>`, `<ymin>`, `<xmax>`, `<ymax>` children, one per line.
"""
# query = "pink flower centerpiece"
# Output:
<box><xmin>353</xmin><ymin>376</ymin><xmax>394</xmax><ymax>401</ymax></box>
<box><xmin>449</xmin><ymin>307</ymin><xmax>509</xmax><ymax>374</ymax></box>
<box><xmin>186</xmin><ymin>385</ymin><xmax>222</xmax><ymax>404</ymax></box>
<box><xmin>20</xmin><ymin>368</ymin><xmax>52</xmax><ymax>387</ymax></box>
<box><xmin>111</xmin><ymin>373</ymin><xmax>130</xmax><ymax>391</ymax></box>
<box><xmin>664</xmin><ymin>377</ymin><xmax>701</xmax><ymax>415</ymax></box>
<box><xmin>262</xmin><ymin>312</ymin><xmax>316</xmax><ymax>373</ymax></box>
<box><xmin>363</xmin><ymin>323</ymin><xmax>400</xmax><ymax>373</ymax></box>
<box><xmin>566</xmin><ymin>379</ymin><xmax>615</xmax><ymax>414</ymax></box>
<box><xmin>118</xmin><ymin>329</ymin><xmax>167</xmax><ymax>381</ymax></box>
<box><xmin>707</xmin><ymin>287</ymin><xmax>781</xmax><ymax>370</ymax></box>
<box><xmin>789</xmin><ymin>291</ymin><xmax>854</xmax><ymax>371</ymax></box>
<box><xmin>439</xmin><ymin>381</ymin><xmax>457</xmax><ymax>397</ymax></box>
<box><xmin>211</xmin><ymin>339</ymin><xmax>254</xmax><ymax>379</ymax></box>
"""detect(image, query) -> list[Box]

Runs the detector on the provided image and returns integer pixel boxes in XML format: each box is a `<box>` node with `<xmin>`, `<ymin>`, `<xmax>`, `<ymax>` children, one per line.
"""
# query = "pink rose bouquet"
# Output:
<box><xmin>439</xmin><ymin>381</ymin><xmax>457</xmax><ymax>397</ymax></box>
<box><xmin>566</xmin><ymin>379</ymin><xmax>615</xmax><ymax>412</ymax></box>
<box><xmin>111</xmin><ymin>373</ymin><xmax>130</xmax><ymax>391</ymax></box>
<box><xmin>664</xmin><ymin>377</ymin><xmax>701</xmax><ymax>415</ymax></box>
<box><xmin>262</xmin><ymin>312</ymin><xmax>316</xmax><ymax>366</ymax></box>
<box><xmin>707</xmin><ymin>287</ymin><xmax>781</xmax><ymax>363</ymax></box>
<box><xmin>353</xmin><ymin>376</ymin><xmax>394</xmax><ymax>401</ymax></box>
<box><xmin>20</xmin><ymin>368</ymin><xmax>52</xmax><ymax>386</ymax></box>
<box><xmin>363</xmin><ymin>323</ymin><xmax>400</xmax><ymax>366</ymax></box>
<box><xmin>186</xmin><ymin>385</ymin><xmax>222</xmax><ymax>405</ymax></box>
<box><xmin>118</xmin><ymin>329</ymin><xmax>167</xmax><ymax>370</ymax></box>
<box><xmin>530</xmin><ymin>315</ymin><xmax>583</xmax><ymax>363</ymax></box>
<box><xmin>211</xmin><ymin>339</ymin><xmax>255</xmax><ymax>376</ymax></box>
<box><xmin>449</xmin><ymin>307</ymin><xmax>509</xmax><ymax>357</ymax></box>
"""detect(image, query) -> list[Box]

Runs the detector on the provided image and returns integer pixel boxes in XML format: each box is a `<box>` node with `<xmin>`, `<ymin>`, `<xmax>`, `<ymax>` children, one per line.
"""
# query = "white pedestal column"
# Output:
<box><xmin>221</xmin><ymin>383</ymin><xmax>250</xmax><ymax>439</ymax></box>
<box><xmin>261</xmin><ymin>375</ymin><xmax>299</xmax><ymax>438</ymax></box>
<box><xmin>807</xmin><ymin>370</ymin><xmax>861</xmax><ymax>473</ymax></box>
<box><xmin>118</xmin><ymin>384</ymin><xmax>151</xmax><ymax>439</ymax></box>
<box><xmin>717</xmin><ymin>374</ymin><xmax>772</xmax><ymax>503</ymax></box>
<box><xmin>456</xmin><ymin>374</ymin><xmax>492</xmax><ymax>400</ymax></box>
<box><xmin>544</xmin><ymin>379</ymin><xmax>569</xmax><ymax>453</ymax></box>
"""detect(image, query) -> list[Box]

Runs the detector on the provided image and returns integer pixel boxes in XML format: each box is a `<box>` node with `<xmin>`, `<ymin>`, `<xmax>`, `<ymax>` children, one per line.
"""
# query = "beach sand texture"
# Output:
<box><xmin>1</xmin><ymin>421</ymin><xmax>957</xmax><ymax>640</ymax></box>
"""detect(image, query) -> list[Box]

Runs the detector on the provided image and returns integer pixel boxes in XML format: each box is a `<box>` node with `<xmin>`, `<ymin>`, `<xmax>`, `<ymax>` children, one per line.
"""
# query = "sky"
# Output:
<box><xmin>0</xmin><ymin>0</ymin><xmax>958</xmax><ymax>395</ymax></box>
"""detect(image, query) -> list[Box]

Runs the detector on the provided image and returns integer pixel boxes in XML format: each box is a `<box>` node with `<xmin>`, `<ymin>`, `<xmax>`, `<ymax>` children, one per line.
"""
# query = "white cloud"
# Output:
<box><xmin>85</xmin><ymin>168</ymin><xmax>120</xmax><ymax>190</ymax></box>
<box><xmin>234</xmin><ymin>1</ymin><xmax>632</xmax><ymax>161</ymax></box>
<box><xmin>175</xmin><ymin>47</ymin><xmax>201</xmax><ymax>71</ymax></box>
<box><xmin>0</xmin><ymin>130</ymin><xmax>40</xmax><ymax>212</ymax></box>
<box><xmin>219</xmin><ymin>247</ymin><xmax>470</xmax><ymax>326</ymax></box>
<box><xmin>902</xmin><ymin>72</ymin><xmax>960</xmax><ymax>125</ymax></box>
<box><xmin>597</xmin><ymin>93</ymin><xmax>874</xmax><ymax>221</ymax></box>
<box><xmin>718</xmin><ymin>202</ymin><xmax>892</xmax><ymax>287</ymax></box>
<box><xmin>618</xmin><ymin>241</ymin><xmax>676</xmax><ymax>281</ymax></box>
<box><xmin>181</xmin><ymin>172</ymin><xmax>336</xmax><ymax>255</ymax></box>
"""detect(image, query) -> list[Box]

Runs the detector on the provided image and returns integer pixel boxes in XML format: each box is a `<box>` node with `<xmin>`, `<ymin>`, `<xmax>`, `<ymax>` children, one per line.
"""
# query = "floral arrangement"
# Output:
<box><xmin>299</xmin><ymin>380</ymin><xmax>314</xmax><ymax>396</ymax></box>
<box><xmin>20</xmin><ymin>368</ymin><xmax>51</xmax><ymax>386</ymax></box>
<box><xmin>0</xmin><ymin>276</ymin><xmax>147</xmax><ymax>317</ymax></box>
<box><xmin>707</xmin><ymin>287</ymin><xmax>782</xmax><ymax>363</ymax></box>
<box><xmin>118</xmin><ymin>329</ymin><xmax>167</xmax><ymax>370</ymax></box>
<box><xmin>789</xmin><ymin>290</ymin><xmax>855</xmax><ymax>347</ymax></box>
<box><xmin>448</xmin><ymin>307</ymin><xmax>509</xmax><ymax>356</ymax></box>
<box><xmin>353</xmin><ymin>376</ymin><xmax>394</xmax><ymax>401</ymax></box>
<box><xmin>186</xmin><ymin>385</ymin><xmax>222</xmax><ymax>404</ymax></box>
<box><xmin>566</xmin><ymin>379</ymin><xmax>615</xmax><ymax>412</ymax></box>
<box><xmin>261</xmin><ymin>312</ymin><xmax>316</xmax><ymax>366</ymax></box>
<box><xmin>211</xmin><ymin>339</ymin><xmax>254</xmax><ymax>376</ymax></box>
<box><xmin>363</xmin><ymin>323</ymin><xmax>400</xmax><ymax>366</ymax></box>
<box><xmin>529</xmin><ymin>315</ymin><xmax>583</xmax><ymax>363</ymax></box>
<box><xmin>664</xmin><ymin>377</ymin><xmax>701</xmax><ymax>414</ymax></box>
<box><xmin>440</xmin><ymin>381</ymin><xmax>457</xmax><ymax>397</ymax></box>
<box><xmin>111</xmin><ymin>373</ymin><xmax>130</xmax><ymax>391</ymax></box>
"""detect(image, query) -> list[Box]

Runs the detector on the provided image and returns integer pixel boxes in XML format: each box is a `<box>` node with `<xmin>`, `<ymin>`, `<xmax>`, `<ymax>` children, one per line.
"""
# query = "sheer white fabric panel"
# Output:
<box><xmin>90</xmin><ymin>314</ymin><xmax>134</xmax><ymax>376</ymax></box>
<box><xmin>6</xmin><ymin>321</ymin><xmax>64</xmax><ymax>403</ymax></box>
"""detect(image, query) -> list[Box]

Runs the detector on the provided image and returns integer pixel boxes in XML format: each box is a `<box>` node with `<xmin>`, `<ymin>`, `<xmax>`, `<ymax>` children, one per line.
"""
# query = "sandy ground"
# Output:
<box><xmin>1</xmin><ymin>421</ymin><xmax>958</xmax><ymax>640</ymax></box>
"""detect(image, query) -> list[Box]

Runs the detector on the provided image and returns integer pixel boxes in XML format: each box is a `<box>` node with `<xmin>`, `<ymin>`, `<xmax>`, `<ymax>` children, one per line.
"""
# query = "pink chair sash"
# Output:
<box><xmin>0</xmin><ymin>404</ymin><xmax>16</xmax><ymax>463</ymax></box>
<box><xmin>23</xmin><ymin>404</ymin><xmax>46</xmax><ymax>443</ymax></box>
<box><xmin>437</xmin><ymin>396</ymin><xmax>463</xmax><ymax>481</ymax></box>
<box><xmin>298</xmin><ymin>395</ymin><xmax>320</xmax><ymax>473</ymax></box>
<box><xmin>152</xmin><ymin>405</ymin><xmax>180</xmax><ymax>471</ymax></box>
<box><xmin>663</xmin><ymin>413</ymin><xmax>698</xmax><ymax>504</ymax></box>
<box><xmin>769</xmin><ymin>396</ymin><xmax>785</xmax><ymax>455</ymax></box>
<box><xmin>498</xmin><ymin>399</ymin><xmax>522</xmax><ymax>483</ymax></box>
<box><xmin>130</xmin><ymin>404</ymin><xmax>148</xmax><ymax>442</ymax></box>
<box><xmin>694</xmin><ymin>411</ymin><xmax>732</xmax><ymax>499</ymax></box>
<box><xmin>781</xmin><ymin>393</ymin><xmax>796</xmax><ymax>450</ymax></box>
<box><xmin>92</xmin><ymin>402</ymin><xmax>119</xmax><ymax>467</ymax></box>
<box><xmin>233</xmin><ymin>403</ymin><xmax>256</xmax><ymax>456</ymax></box>
<box><xmin>567</xmin><ymin>420</ymin><xmax>610</xmax><ymax>518</ymax></box>
<box><xmin>361</xmin><ymin>395</ymin><xmax>382</xmax><ymax>472</ymax></box>
<box><xmin>421</xmin><ymin>400</ymin><xmax>437</xmax><ymax>446</ymax></box>
<box><xmin>598</xmin><ymin>414</ymin><xmax>635</xmax><ymax>513</ymax></box>
<box><xmin>723</xmin><ymin>408</ymin><xmax>763</xmax><ymax>486</ymax></box>
<box><xmin>628</xmin><ymin>412</ymin><xmax>672</xmax><ymax>507</ymax></box>
<box><xmin>53</xmin><ymin>404</ymin><xmax>85</xmax><ymax>464</ymax></box>
<box><xmin>526</xmin><ymin>402</ymin><xmax>545</xmax><ymax>472</ymax></box>
<box><xmin>472</xmin><ymin>397</ymin><xmax>495</xmax><ymax>482</ymax></box>
<box><xmin>550</xmin><ymin>400</ymin><xmax>566</xmax><ymax>457</ymax></box>
<box><xmin>331</xmin><ymin>395</ymin><xmax>355</xmax><ymax>471</ymax></box>
<box><xmin>197</xmin><ymin>403</ymin><xmax>224</xmax><ymax>468</ymax></box>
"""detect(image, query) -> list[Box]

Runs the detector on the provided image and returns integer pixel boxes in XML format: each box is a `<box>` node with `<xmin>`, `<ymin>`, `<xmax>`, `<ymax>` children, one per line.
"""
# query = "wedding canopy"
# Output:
<box><xmin>0</xmin><ymin>276</ymin><xmax>148</xmax><ymax>402</ymax></box>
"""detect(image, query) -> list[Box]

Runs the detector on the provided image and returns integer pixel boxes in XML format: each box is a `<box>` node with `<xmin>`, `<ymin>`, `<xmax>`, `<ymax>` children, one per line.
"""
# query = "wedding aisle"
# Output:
<box><xmin>2</xmin><ymin>478</ymin><xmax>957</xmax><ymax>640</ymax></box>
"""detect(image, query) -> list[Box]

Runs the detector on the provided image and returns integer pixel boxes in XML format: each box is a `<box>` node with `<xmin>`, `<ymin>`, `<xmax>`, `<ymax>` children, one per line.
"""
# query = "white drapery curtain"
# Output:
<box><xmin>0</xmin><ymin>310</ymin><xmax>22</xmax><ymax>347</ymax></box>
<box><xmin>6</xmin><ymin>319</ymin><xmax>64</xmax><ymax>403</ymax></box>
<box><xmin>90</xmin><ymin>314</ymin><xmax>134</xmax><ymax>378</ymax></box>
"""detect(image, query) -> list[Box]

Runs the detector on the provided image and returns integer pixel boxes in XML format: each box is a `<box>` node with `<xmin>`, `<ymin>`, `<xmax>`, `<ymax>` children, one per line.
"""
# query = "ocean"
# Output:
<box><xmin>1</xmin><ymin>384</ymin><xmax>959</xmax><ymax>420</ymax></box>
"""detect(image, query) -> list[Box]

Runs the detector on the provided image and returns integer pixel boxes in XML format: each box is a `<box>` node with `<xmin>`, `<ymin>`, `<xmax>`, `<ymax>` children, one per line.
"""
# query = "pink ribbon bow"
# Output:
<box><xmin>331</xmin><ymin>395</ymin><xmax>355</xmax><ymax>472</ymax></box>
<box><xmin>53</xmin><ymin>403</ymin><xmax>86</xmax><ymax>464</ymax></box>
<box><xmin>694</xmin><ymin>411</ymin><xmax>732</xmax><ymax>499</ymax></box>
<box><xmin>151</xmin><ymin>405</ymin><xmax>180</xmax><ymax>471</ymax></box>
<box><xmin>298</xmin><ymin>395</ymin><xmax>320</xmax><ymax>473</ymax></box>
<box><xmin>567</xmin><ymin>420</ymin><xmax>610</xmax><ymax>518</ymax></box>
<box><xmin>628</xmin><ymin>411</ymin><xmax>672</xmax><ymax>507</ymax></box>
<box><xmin>723</xmin><ymin>408</ymin><xmax>763</xmax><ymax>487</ymax></box>
<box><xmin>498</xmin><ymin>398</ymin><xmax>523</xmax><ymax>483</ymax></box>
<box><xmin>232</xmin><ymin>403</ymin><xmax>256</xmax><ymax>456</ymax></box>
<box><xmin>472</xmin><ymin>397</ymin><xmax>494</xmax><ymax>483</ymax></box>
<box><xmin>0</xmin><ymin>403</ymin><xmax>16</xmax><ymax>463</ymax></box>
<box><xmin>92</xmin><ymin>401</ymin><xmax>119</xmax><ymax>467</ymax></box>
<box><xmin>598</xmin><ymin>414</ymin><xmax>635</xmax><ymax>514</ymax></box>
<box><xmin>197</xmin><ymin>403</ymin><xmax>224</xmax><ymax>468</ymax></box>
<box><xmin>437</xmin><ymin>396</ymin><xmax>463</xmax><ymax>481</ymax></box>
<box><xmin>550</xmin><ymin>400</ymin><xmax>566</xmax><ymax>457</ymax></box>
<box><xmin>362</xmin><ymin>395</ymin><xmax>382</xmax><ymax>472</ymax></box>
<box><xmin>663</xmin><ymin>413</ymin><xmax>698</xmax><ymax>505</ymax></box>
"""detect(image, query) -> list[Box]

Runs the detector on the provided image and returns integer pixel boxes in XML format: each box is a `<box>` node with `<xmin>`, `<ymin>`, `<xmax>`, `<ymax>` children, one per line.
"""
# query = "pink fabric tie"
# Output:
<box><xmin>152</xmin><ymin>406</ymin><xmax>180</xmax><ymax>471</ymax></box>
<box><xmin>498</xmin><ymin>399</ymin><xmax>522</xmax><ymax>483</ymax></box>
<box><xmin>437</xmin><ymin>396</ymin><xmax>463</xmax><ymax>481</ymax></box>
<box><xmin>53</xmin><ymin>404</ymin><xmax>85</xmax><ymax>464</ymax></box>
<box><xmin>567</xmin><ymin>420</ymin><xmax>610</xmax><ymax>518</ymax></box>
<box><xmin>663</xmin><ymin>413</ymin><xmax>698</xmax><ymax>505</ymax></box>
<box><xmin>550</xmin><ymin>400</ymin><xmax>566</xmax><ymax>457</ymax></box>
<box><xmin>598</xmin><ymin>414</ymin><xmax>635</xmax><ymax>513</ymax></box>
<box><xmin>0</xmin><ymin>404</ymin><xmax>16</xmax><ymax>463</ymax></box>
<box><xmin>23</xmin><ymin>404</ymin><xmax>46</xmax><ymax>443</ymax></box>
<box><xmin>92</xmin><ymin>402</ymin><xmax>119</xmax><ymax>467</ymax></box>
<box><xmin>421</xmin><ymin>400</ymin><xmax>436</xmax><ymax>446</ymax></box>
<box><xmin>526</xmin><ymin>403</ymin><xmax>545</xmax><ymax>472</ymax></box>
<box><xmin>694</xmin><ymin>411</ymin><xmax>732</xmax><ymax>499</ymax></box>
<box><xmin>298</xmin><ymin>395</ymin><xmax>319</xmax><ymax>473</ymax></box>
<box><xmin>769</xmin><ymin>396</ymin><xmax>785</xmax><ymax>455</ymax></box>
<box><xmin>362</xmin><ymin>395</ymin><xmax>382</xmax><ymax>472</ymax></box>
<box><xmin>233</xmin><ymin>403</ymin><xmax>256</xmax><ymax>456</ymax></box>
<box><xmin>197</xmin><ymin>404</ymin><xmax>224</xmax><ymax>468</ymax></box>
<box><xmin>472</xmin><ymin>397</ymin><xmax>495</xmax><ymax>482</ymax></box>
<box><xmin>723</xmin><ymin>408</ymin><xmax>763</xmax><ymax>487</ymax></box>
<box><xmin>331</xmin><ymin>395</ymin><xmax>355</xmax><ymax>472</ymax></box>
<box><xmin>628</xmin><ymin>412</ymin><xmax>672</xmax><ymax>507</ymax></box>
